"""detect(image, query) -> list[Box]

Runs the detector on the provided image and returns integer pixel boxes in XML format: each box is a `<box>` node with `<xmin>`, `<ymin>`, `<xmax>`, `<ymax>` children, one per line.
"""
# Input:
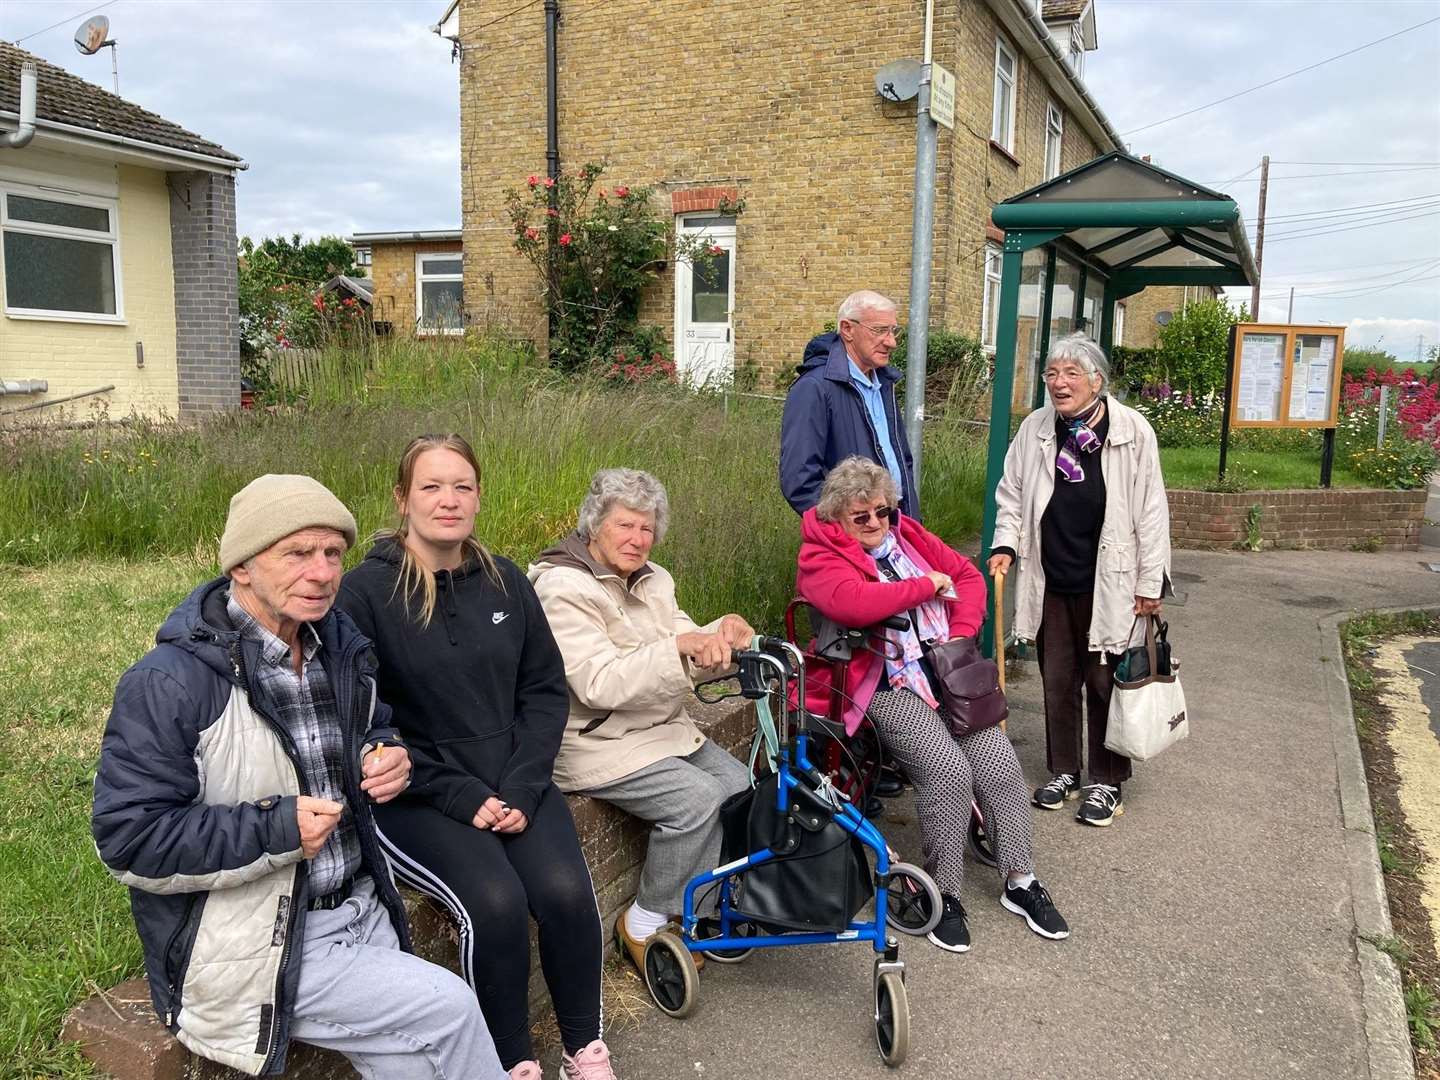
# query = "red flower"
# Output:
<box><xmin>524</xmin><ymin>227</ymin><xmax>540</xmax><ymax>241</ymax></box>
<box><xmin>598</xmin><ymin>188</ymin><xmax>607</xmax><ymax>198</ymax></box>
<box><xmin>559</xmin><ymin>233</ymin><xmax>573</xmax><ymax>246</ymax></box>
<box><xmin>543</xmin><ymin>176</ymin><xmax>556</xmax><ymax>188</ymax></box>
<box><xmin>614</xmin><ymin>185</ymin><xmax>630</xmax><ymax>197</ymax></box>
<box><xmin>708</xmin><ymin>244</ymin><xmax>724</xmax><ymax>256</ymax></box>
<box><xmin>545</xmin><ymin>207</ymin><xmax>560</xmax><ymax>217</ymax></box>
<box><xmin>527</xmin><ymin>175</ymin><xmax>539</xmax><ymax>187</ymax></box>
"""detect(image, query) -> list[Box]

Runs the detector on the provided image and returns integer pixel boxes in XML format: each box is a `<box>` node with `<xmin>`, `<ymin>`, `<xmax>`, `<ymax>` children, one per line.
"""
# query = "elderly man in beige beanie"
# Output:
<box><xmin>92</xmin><ymin>474</ymin><xmax>505</xmax><ymax>1079</ymax></box>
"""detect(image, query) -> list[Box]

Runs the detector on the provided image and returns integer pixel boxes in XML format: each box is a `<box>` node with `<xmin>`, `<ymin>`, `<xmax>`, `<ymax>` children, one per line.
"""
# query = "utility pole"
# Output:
<box><xmin>1249</xmin><ymin>154</ymin><xmax>1269</xmax><ymax>321</ymax></box>
<box><xmin>904</xmin><ymin>0</ymin><xmax>937</xmax><ymax>488</ymax></box>
<box><xmin>1287</xmin><ymin>286</ymin><xmax>1295</xmax><ymax>323</ymax></box>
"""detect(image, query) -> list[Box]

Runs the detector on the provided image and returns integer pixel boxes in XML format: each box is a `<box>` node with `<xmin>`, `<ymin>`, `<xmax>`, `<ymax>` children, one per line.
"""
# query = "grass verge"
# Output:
<box><xmin>1160</xmin><ymin>446</ymin><xmax>1363</xmax><ymax>490</ymax></box>
<box><xmin>1340</xmin><ymin>610</ymin><xmax>1440</xmax><ymax>1076</ymax></box>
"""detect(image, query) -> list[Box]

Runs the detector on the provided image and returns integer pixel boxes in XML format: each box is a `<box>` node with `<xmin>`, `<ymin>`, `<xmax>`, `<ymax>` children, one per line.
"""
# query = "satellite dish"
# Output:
<box><xmin>1155</xmin><ymin>310</ymin><xmax>1173</xmax><ymax>326</ymax></box>
<box><xmin>74</xmin><ymin>15</ymin><xmax>110</xmax><ymax>56</ymax></box>
<box><xmin>875</xmin><ymin>59</ymin><xmax>923</xmax><ymax>103</ymax></box>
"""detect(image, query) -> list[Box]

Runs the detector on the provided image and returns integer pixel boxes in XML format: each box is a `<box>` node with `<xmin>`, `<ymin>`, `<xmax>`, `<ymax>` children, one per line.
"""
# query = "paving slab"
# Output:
<box><xmin>604</xmin><ymin>547</ymin><xmax>1440</xmax><ymax>1080</ymax></box>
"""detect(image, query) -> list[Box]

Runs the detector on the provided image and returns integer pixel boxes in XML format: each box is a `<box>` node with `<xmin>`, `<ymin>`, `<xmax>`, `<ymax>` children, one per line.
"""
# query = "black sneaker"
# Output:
<box><xmin>1000</xmin><ymin>880</ymin><xmax>1070</xmax><ymax>940</ymax></box>
<box><xmin>1075</xmin><ymin>783</ymin><xmax>1123</xmax><ymax>826</ymax></box>
<box><xmin>927</xmin><ymin>893</ymin><xmax>971</xmax><ymax>953</ymax></box>
<box><xmin>1033</xmin><ymin>773</ymin><xmax>1080</xmax><ymax>810</ymax></box>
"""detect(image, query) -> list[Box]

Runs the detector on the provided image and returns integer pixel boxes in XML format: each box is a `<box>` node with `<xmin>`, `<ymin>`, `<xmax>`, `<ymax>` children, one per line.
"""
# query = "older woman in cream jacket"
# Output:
<box><xmin>988</xmin><ymin>333</ymin><xmax>1170</xmax><ymax>828</ymax></box>
<box><xmin>528</xmin><ymin>468</ymin><xmax>753</xmax><ymax>971</ymax></box>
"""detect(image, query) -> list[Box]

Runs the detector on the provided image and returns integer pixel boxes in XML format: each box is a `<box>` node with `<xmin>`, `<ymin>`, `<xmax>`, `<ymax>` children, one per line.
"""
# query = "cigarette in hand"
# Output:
<box><xmin>369</xmin><ymin>741</ymin><xmax>385</xmax><ymax>770</ymax></box>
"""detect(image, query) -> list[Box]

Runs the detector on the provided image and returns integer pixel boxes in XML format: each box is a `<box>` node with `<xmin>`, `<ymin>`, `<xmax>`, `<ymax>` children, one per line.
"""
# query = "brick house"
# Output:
<box><xmin>349</xmin><ymin>229</ymin><xmax>464</xmax><ymax>337</ymax></box>
<box><xmin>0</xmin><ymin>43</ymin><xmax>243</xmax><ymax>421</ymax></box>
<box><xmin>434</xmin><ymin>0</ymin><xmax>1191</xmax><ymax>399</ymax></box>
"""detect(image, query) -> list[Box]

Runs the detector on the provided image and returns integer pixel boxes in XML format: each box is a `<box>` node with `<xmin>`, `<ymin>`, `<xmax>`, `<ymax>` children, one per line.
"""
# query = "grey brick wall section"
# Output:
<box><xmin>168</xmin><ymin>170</ymin><xmax>239</xmax><ymax>419</ymax></box>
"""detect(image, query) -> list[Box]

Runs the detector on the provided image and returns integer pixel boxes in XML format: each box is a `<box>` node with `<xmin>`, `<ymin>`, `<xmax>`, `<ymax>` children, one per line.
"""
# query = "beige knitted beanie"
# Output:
<box><xmin>219</xmin><ymin>474</ymin><xmax>358</xmax><ymax>573</ymax></box>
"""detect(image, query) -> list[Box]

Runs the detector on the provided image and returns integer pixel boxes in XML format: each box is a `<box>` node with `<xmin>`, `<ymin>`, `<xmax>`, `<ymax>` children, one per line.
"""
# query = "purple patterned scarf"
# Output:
<box><xmin>1056</xmin><ymin>396</ymin><xmax>1106</xmax><ymax>483</ymax></box>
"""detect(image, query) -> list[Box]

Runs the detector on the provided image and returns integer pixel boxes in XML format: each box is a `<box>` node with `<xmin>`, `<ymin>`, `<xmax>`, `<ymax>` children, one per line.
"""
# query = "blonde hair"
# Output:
<box><xmin>815</xmin><ymin>456</ymin><xmax>899</xmax><ymax>523</ymax></box>
<box><xmin>378</xmin><ymin>434</ymin><xmax>503</xmax><ymax>627</ymax></box>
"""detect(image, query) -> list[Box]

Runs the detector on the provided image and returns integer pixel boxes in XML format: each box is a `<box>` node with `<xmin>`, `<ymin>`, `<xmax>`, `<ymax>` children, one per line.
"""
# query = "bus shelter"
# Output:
<box><xmin>977</xmin><ymin>152</ymin><xmax>1258</xmax><ymax>654</ymax></box>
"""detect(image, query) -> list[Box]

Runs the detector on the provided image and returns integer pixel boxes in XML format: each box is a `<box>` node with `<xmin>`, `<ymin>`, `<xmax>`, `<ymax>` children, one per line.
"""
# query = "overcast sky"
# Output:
<box><xmin>3</xmin><ymin>0</ymin><xmax>1437</xmax><ymax>356</ymax></box>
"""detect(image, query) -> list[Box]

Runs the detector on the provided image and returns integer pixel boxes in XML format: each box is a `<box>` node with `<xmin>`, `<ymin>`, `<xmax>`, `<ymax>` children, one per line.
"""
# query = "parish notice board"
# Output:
<box><xmin>1228</xmin><ymin>323</ymin><xmax>1345</xmax><ymax>428</ymax></box>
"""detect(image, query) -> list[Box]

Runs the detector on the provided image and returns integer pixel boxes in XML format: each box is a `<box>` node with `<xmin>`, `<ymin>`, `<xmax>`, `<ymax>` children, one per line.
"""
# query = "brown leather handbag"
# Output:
<box><xmin>922</xmin><ymin>636</ymin><xmax>1009</xmax><ymax>738</ymax></box>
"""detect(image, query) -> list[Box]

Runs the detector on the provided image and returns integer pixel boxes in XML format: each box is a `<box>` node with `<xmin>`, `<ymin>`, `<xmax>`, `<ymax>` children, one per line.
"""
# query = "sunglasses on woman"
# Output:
<box><xmin>849</xmin><ymin>506</ymin><xmax>896</xmax><ymax>527</ymax></box>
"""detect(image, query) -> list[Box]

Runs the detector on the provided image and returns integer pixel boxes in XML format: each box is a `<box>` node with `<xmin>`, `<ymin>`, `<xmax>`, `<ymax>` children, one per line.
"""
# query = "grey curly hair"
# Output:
<box><xmin>815</xmin><ymin>456</ymin><xmax>899</xmax><ymax>523</ymax></box>
<box><xmin>1046</xmin><ymin>332</ymin><xmax>1110</xmax><ymax>387</ymax></box>
<box><xmin>576</xmin><ymin>467</ymin><xmax>670</xmax><ymax>543</ymax></box>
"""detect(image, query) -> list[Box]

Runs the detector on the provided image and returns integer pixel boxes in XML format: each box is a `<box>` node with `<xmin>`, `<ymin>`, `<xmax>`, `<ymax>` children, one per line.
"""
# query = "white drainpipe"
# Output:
<box><xmin>1</xmin><ymin>62</ymin><xmax>37</xmax><ymax>149</ymax></box>
<box><xmin>1</xmin><ymin>380</ymin><xmax>49</xmax><ymax>395</ymax></box>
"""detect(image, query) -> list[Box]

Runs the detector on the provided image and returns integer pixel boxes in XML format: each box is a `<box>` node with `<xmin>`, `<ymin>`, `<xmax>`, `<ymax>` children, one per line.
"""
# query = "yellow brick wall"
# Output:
<box><xmin>457</xmin><ymin>0</ymin><xmax>1112</xmax><ymax>385</ymax></box>
<box><xmin>0</xmin><ymin>163</ymin><xmax>178</xmax><ymax>420</ymax></box>
<box><xmin>1117</xmin><ymin>284</ymin><xmax>1223</xmax><ymax>349</ymax></box>
<box><xmin>369</xmin><ymin>240</ymin><xmax>465</xmax><ymax>336</ymax></box>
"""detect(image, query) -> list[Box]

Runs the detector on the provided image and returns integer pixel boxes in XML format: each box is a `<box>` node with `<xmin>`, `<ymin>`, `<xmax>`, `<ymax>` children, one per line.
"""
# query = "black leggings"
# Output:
<box><xmin>374</xmin><ymin>784</ymin><xmax>602</xmax><ymax>1069</ymax></box>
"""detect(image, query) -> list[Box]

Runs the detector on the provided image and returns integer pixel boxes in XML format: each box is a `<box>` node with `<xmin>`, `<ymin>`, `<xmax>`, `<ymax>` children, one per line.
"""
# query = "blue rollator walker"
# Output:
<box><xmin>639</xmin><ymin>637</ymin><xmax>941</xmax><ymax>1067</ymax></box>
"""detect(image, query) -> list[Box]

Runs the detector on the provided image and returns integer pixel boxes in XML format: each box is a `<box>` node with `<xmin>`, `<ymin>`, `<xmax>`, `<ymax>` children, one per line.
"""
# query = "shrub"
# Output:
<box><xmin>1153</xmin><ymin>297</ymin><xmax>1246</xmax><ymax>397</ymax></box>
<box><xmin>809</xmin><ymin>323</ymin><xmax>991</xmax><ymax>416</ymax></box>
<box><xmin>1109</xmin><ymin>345</ymin><xmax>1163</xmax><ymax>393</ymax></box>
<box><xmin>1347</xmin><ymin>441</ymin><xmax>1438</xmax><ymax>490</ymax></box>
<box><xmin>505</xmin><ymin>163</ymin><xmax>726</xmax><ymax>373</ymax></box>
<box><xmin>1131</xmin><ymin>385</ymin><xmax>1221</xmax><ymax>447</ymax></box>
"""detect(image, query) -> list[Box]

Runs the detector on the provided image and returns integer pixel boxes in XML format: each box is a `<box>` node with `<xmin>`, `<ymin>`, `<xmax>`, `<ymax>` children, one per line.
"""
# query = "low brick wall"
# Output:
<box><xmin>64</xmin><ymin>699</ymin><xmax>755</xmax><ymax>1080</ymax></box>
<box><xmin>1168</xmin><ymin>488</ymin><xmax>1426</xmax><ymax>551</ymax></box>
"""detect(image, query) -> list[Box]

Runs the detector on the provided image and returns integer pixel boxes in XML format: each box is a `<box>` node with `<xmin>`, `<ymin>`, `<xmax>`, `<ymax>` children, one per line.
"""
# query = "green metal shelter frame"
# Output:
<box><xmin>977</xmin><ymin>152</ymin><xmax>1258</xmax><ymax>655</ymax></box>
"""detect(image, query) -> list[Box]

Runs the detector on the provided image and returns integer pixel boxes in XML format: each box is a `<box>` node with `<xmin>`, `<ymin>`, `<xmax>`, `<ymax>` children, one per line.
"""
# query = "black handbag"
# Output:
<box><xmin>1113</xmin><ymin>616</ymin><xmax>1173</xmax><ymax>682</ymax></box>
<box><xmin>718</xmin><ymin>769</ymin><xmax>871</xmax><ymax>934</ymax></box>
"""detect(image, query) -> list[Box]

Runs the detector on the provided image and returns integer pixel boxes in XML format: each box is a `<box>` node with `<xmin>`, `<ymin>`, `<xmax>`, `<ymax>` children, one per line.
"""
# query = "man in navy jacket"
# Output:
<box><xmin>779</xmin><ymin>289</ymin><xmax>920</xmax><ymax>520</ymax></box>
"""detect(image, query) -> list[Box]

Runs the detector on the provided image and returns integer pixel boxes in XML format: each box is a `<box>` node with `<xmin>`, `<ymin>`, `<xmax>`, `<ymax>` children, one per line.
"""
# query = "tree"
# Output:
<box><xmin>238</xmin><ymin>234</ymin><xmax>361</xmax><ymax>358</ymax></box>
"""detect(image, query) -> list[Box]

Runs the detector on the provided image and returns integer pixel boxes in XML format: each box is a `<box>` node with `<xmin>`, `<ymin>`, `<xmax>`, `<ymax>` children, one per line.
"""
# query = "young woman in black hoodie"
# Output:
<box><xmin>337</xmin><ymin>434</ymin><xmax>614</xmax><ymax>1080</ymax></box>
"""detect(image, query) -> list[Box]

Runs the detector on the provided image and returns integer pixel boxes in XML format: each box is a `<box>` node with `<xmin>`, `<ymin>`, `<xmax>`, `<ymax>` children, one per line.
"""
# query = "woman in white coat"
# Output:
<box><xmin>988</xmin><ymin>333</ymin><xmax>1170</xmax><ymax>827</ymax></box>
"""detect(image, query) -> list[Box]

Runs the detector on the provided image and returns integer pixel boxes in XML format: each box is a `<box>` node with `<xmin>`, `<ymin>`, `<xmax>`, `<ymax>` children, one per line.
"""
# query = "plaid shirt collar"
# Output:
<box><xmin>225</xmin><ymin>591</ymin><xmax>323</xmax><ymax>668</ymax></box>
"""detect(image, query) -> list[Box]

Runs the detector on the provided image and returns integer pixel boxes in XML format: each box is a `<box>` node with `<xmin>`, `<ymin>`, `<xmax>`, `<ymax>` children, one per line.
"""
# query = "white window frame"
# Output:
<box><xmin>1044</xmin><ymin>102</ymin><xmax>1065</xmax><ymax>181</ymax></box>
<box><xmin>991</xmin><ymin>38</ymin><xmax>1018</xmax><ymax>152</ymax></box>
<box><xmin>1068</xmin><ymin>24</ymin><xmax>1085</xmax><ymax>77</ymax></box>
<box><xmin>1</xmin><ymin>182</ymin><xmax>124</xmax><ymax>324</ymax></box>
<box><xmin>1114</xmin><ymin>301</ymin><xmax>1126</xmax><ymax>346</ymax></box>
<box><xmin>981</xmin><ymin>243</ymin><xmax>1003</xmax><ymax>353</ymax></box>
<box><xmin>414</xmin><ymin>251</ymin><xmax>464</xmax><ymax>336</ymax></box>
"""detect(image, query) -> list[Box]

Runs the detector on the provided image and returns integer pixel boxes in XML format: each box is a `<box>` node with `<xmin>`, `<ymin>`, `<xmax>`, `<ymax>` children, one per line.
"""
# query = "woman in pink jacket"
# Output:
<box><xmin>796</xmin><ymin>456</ymin><xmax>1069</xmax><ymax>954</ymax></box>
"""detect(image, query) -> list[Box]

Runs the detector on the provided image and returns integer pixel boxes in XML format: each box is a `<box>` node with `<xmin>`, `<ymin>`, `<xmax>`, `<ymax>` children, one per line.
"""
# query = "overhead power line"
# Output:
<box><xmin>1266</xmin><ymin>255</ymin><xmax>1440</xmax><ymax>279</ymax></box>
<box><xmin>1260</xmin><ymin>258</ymin><xmax>1440</xmax><ymax>289</ymax></box>
<box><xmin>1263</xmin><ymin>207</ymin><xmax>1440</xmax><ymax>244</ymax></box>
<box><xmin>1250</xmin><ymin>200</ymin><xmax>1440</xmax><ymax>235</ymax></box>
<box><xmin>12</xmin><ymin>0</ymin><xmax>118</xmax><ymax>45</ymax></box>
<box><xmin>1121</xmin><ymin>14</ymin><xmax>1440</xmax><ymax>137</ymax></box>
<box><xmin>1257</xmin><ymin>192</ymin><xmax>1440</xmax><ymax>224</ymax></box>
<box><xmin>1221</xmin><ymin>166</ymin><xmax>1440</xmax><ymax>183</ymax></box>
<box><xmin>1271</xmin><ymin>160</ymin><xmax>1440</xmax><ymax>167</ymax></box>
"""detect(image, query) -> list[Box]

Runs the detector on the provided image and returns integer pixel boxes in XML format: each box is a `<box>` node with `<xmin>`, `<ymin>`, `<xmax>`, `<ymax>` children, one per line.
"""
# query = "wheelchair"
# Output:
<box><xmin>784</xmin><ymin>599</ymin><xmax>1000</xmax><ymax>873</ymax></box>
<box><xmin>639</xmin><ymin>637</ymin><xmax>941</xmax><ymax>1066</ymax></box>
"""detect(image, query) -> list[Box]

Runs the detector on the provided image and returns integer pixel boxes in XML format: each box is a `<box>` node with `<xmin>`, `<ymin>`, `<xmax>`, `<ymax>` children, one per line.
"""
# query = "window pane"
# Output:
<box><xmin>682</xmin><ymin>215</ymin><xmax>736</xmax><ymax>228</ymax></box>
<box><xmin>8</xmin><ymin>194</ymin><xmax>109</xmax><ymax>232</ymax></box>
<box><xmin>1049</xmin><ymin>258</ymin><xmax>1082</xmax><ymax>344</ymax></box>
<box><xmin>997</xmin><ymin>47</ymin><xmax>1014</xmax><ymax>78</ymax></box>
<box><xmin>4</xmin><ymin>230</ymin><xmax>116</xmax><ymax>313</ymax></box>
<box><xmin>1083</xmin><ymin>275</ymin><xmax>1105</xmax><ymax>337</ymax></box>
<box><xmin>993</xmin><ymin>80</ymin><xmax>1012</xmax><ymax>144</ymax></box>
<box><xmin>691</xmin><ymin>249</ymin><xmax>730</xmax><ymax>323</ymax></box>
<box><xmin>420</xmin><ymin>279</ymin><xmax>463</xmax><ymax>328</ymax></box>
<box><xmin>1017</xmin><ymin>247</ymin><xmax>1047</xmax><ymax>402</ymax></box>
<box><xmin>421</xmin><ymin>257</ymin><xmax>463</xmax><ymax>277</ymax></box>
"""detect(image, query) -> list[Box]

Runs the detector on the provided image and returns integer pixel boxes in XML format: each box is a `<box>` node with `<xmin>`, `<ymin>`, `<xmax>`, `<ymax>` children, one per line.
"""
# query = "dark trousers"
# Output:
<box><xmin>374</xmin><ymin>784</ymin><xmax>602</xmax><ymax>1069</ymax></box>
<box><xmin>1035</xmin><ymin>590</ymin><xmax>1133</xmax><ymax>786</ymax></box>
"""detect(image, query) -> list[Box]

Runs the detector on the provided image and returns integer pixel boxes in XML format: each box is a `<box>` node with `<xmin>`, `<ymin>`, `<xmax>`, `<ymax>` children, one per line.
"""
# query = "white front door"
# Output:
<box><xmin>674</xmin><ymin>217</ymin><xmax>735</xmax><ymax>388</ymax></box>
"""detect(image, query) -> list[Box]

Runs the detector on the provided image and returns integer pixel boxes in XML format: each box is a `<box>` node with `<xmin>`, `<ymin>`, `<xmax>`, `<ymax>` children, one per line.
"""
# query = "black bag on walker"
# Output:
<box><xmin>718</xmin><ymin>769</ymin><xmax>871</xmax><ymax>934</ymax></box>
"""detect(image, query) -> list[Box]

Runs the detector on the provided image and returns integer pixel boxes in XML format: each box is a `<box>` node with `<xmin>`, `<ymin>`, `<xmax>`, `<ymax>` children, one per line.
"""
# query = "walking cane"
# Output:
<box><xmin>993</xmin><ymin>568</ymin><xmax>1007</xmax><ymax>731</ymax></box>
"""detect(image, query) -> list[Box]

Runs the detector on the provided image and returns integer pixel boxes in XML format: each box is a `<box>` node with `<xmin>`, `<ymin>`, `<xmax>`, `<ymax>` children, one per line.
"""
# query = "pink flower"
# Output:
<box><xmin>543</xmin><ymin>176</ymin><xmax>556</xmax><ymax>188</ymax></box>
<box><xmin>598</xmin><ymin>188</ymin><xmax>607</xmax><ymax>198</ymax></box>
<box><xmin>708</xmin><ymin>244</ymin><xmax>724</xmax><ymax>256</ymax></box>
<box><xmin>527</xmin><ymin>175</ymin><xmax>539</xmax><ymax>187</ymax></box>
<box><xmin>614</xmin><ymin>185</ymin><xmax>630</xmax><ymax>197</ymax></box>
<box><xmin>524</xmin><ymin>227</ymin><xmax>540</xmax><ymax>241</ymax></box>
<box><xmin>545</xmin><ymin>207</ymin><xmax>560</xmax><ymax>218</ymax></box>
<box><xmin>558</xmin><ymin>233</ymin><xmax>573</xmax><ymax>246</ymax></box>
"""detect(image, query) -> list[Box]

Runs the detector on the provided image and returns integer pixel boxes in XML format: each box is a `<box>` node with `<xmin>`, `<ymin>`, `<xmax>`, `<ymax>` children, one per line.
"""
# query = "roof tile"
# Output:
<box><xmin>0</xmin><ymin>42</ymin><xmax>240</xmax><ymax>164</ymax></box>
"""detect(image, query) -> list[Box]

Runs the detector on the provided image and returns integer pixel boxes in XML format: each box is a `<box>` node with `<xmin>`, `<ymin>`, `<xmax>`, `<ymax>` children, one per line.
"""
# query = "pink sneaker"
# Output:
<box><xmin>510</xmin><ymin>1062</ymin><xmax>543</xmax><ymax>1080</ymax></box>
<box><xmin>561</xmin><ymin>1039</ymin><xmax>618</xmax><ymax>1080</ymax></box>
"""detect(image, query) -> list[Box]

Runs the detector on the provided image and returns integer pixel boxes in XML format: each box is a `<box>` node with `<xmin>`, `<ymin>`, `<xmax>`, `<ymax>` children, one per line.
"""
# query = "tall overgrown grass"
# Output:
<box><xmin>1</xmin><ymin>337</ymin><xmax>988</xmax><ymax>631</ymax></box>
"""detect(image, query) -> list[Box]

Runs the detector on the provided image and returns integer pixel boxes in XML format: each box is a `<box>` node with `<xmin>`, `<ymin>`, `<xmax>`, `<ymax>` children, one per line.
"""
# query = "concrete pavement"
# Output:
<box><xmin>606</xmin><ymin>546</ymin><xmax>1440</xmax><ymax>1079</ymax></box>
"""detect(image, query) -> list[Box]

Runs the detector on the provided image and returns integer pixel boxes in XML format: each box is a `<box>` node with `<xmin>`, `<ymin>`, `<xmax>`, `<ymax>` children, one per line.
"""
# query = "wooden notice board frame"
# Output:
<box><xmin>1226</xmin><ymin>322</ymin><xmax>1346</xmax><ymax>429</ymax></box>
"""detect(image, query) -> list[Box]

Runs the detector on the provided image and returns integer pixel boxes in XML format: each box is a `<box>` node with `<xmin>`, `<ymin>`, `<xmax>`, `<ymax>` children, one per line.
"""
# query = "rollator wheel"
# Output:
<box><xmin>885</xmin><ymin>862</ymin><xmax>942</xmax><ymax>937</ymax></box>
<box><xmin>696</xmin><ymin>918</ymin><xmax>756</xmax><ymax>963</ymax></box>
<box><xmin>874</xmin><ymin>971</ymin><xmax>909</xmax><ymax>1067</ymax></box>
<box><xmin>643</xmin><ymin>932</ymin><xmax>699</xmax><ymax>1018</ymax></box>
<box><xmin>967</xmin><ymin>805</ymin><xmax>999</xmax><ymax>868</ymax></box>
